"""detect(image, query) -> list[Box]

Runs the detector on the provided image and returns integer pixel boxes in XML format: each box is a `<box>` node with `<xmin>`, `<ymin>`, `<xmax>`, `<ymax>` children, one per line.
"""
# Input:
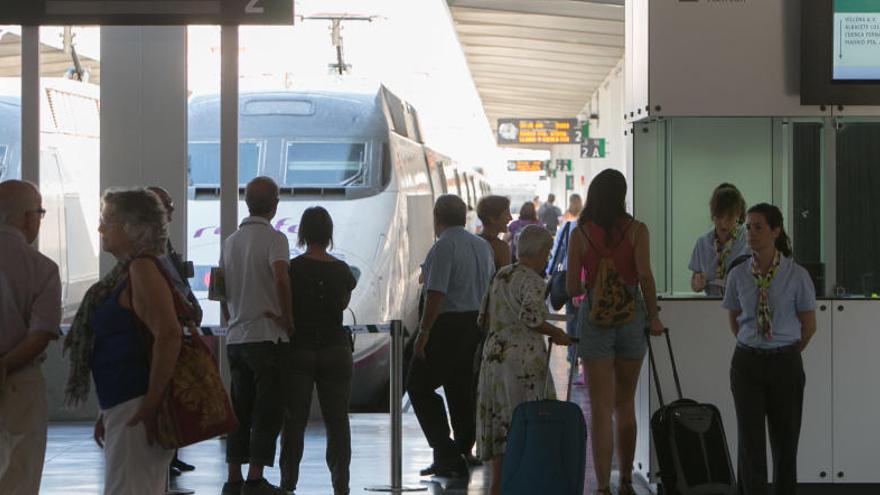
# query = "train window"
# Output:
<box><xmin>283</xmin><ymin>141</ymin><xmax>365</xmax><ymax>186</ymax></box>
<box><xmin>187</xmin><ymin>141</ymin><xmax>262</xmax><ymax>186</ymax></box>
<box><xmin>243</xmin><ymin>99</ymin><xmax>314</xmax><ymax>116</ymax></box>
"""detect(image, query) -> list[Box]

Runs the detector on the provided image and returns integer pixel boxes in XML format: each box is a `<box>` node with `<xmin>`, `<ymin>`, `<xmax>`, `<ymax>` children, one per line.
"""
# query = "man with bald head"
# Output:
<box><xmin>0</xmin><ymin>180</ymin><xmax>62</xmax><ymax>494</ymax></box>
<box><xmin>220</xmin><ymin>176</ymin><xmax>293</xmax><ymax>495</ymax></box>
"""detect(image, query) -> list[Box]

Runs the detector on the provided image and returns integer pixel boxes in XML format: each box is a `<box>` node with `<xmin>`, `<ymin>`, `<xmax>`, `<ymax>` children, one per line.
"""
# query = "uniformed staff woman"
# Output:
<box><xmin>690</xmin><ymin>183</ymin><xmax>750</xmax><ymax>296</ymax></box>
<box><xmin>722</xmin><ymin>203</ymin><xmax>817</xmax><ymax>495</ymax></box>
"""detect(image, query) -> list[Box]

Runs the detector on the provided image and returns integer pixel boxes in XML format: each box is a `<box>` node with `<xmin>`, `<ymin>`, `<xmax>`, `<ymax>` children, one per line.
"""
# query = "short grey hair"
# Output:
<box><xmin>102</xmin><ymin>188</ymin><xmax>168</xmax><ymax>254</ymax></box>
<box><xmin>516</xmin><ymin>224</ymin><xmax>553</xmax><ymax>258</ymax></box>
<box><xmin>0</xmin><ymin>180</ymin><xmax>39</xmax><ymax>224</ymax></box>
<box><xmin>245</xmin><ymin>176</ymin><xmax>279</xmax><ymax>216</ymax></box>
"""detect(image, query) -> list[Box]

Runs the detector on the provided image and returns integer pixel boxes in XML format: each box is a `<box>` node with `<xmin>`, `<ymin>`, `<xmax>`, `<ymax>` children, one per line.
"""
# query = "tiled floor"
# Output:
<box><xmin>40</xmin><ymin>346</ymin><xmax>654</xmax><ymax>494</ymax></box>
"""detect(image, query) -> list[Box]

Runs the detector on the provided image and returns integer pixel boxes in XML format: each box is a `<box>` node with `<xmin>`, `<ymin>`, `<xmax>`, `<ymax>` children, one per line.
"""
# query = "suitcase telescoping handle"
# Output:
<box><xmin>545</xmin><ymin>337</ymin><xmax>580</xmax><ymax>402</ymax></box>
<box><xmin>645</xmin><ymin>328</ymin><xmax>683</xmax><ymax>407</ymax></box>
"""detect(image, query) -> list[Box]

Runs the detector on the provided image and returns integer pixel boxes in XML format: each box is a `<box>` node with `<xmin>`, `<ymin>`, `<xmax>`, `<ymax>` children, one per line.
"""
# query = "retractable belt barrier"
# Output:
<box><xmin>196</xmin><ymin>323</ymin><xmax>393</xmax><ymax>336</ymax></box>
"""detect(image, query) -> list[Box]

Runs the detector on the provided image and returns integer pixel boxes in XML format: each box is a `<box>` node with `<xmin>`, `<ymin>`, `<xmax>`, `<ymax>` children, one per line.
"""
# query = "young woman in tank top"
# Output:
<box><xmin>565</xmin><ymin>169</ymin><xmax>665</xmax><ymax>495</ymax></box>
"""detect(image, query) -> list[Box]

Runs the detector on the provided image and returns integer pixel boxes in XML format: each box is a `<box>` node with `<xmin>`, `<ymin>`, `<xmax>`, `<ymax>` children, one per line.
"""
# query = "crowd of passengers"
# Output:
<box><xmin>0</xmin><ymin>167</ymin><xmax>815</xmax><ymax>495</ymax></box>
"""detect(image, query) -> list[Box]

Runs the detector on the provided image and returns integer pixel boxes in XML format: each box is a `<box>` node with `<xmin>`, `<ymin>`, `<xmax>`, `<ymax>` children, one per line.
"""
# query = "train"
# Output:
<box><xmin>0</xmin><ymin>80</ymin><xmax>490</xmax><ymax>409</ymax></box>
<box><xmin>186</xmin><ymin>85</ymin><xmax>489</xmax><ymax>408</ymax></box>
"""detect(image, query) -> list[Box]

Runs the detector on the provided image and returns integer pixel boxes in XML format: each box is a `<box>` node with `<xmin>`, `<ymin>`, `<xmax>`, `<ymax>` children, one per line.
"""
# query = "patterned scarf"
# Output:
<box><xmin>751</xmin><ymin>251</ymin><xmax>781</xmax><ymax>341</ymax></box>
<box><xmin>713</xmin><ymin>225</ymin><xmax>740</xmax><ymax>281</ymax></box>
<box><xmin>62</xmin><ymin>260</ymin><xmax>128</xmax><ymax>408</ymax></box>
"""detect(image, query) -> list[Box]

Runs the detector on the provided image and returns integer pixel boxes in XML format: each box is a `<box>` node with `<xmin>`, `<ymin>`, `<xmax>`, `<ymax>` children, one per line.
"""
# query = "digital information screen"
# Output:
<box><xmin>833</xmin><ymin>0</ymin><xmax>880</xmax><ymax>80</ymax></box>
<box><xmin>497</xmin><ymin>118</ymin><xmax>579</xmax><ymax>145</ymax></box>
<box><xmin>506</xmin><ymin>160</ymin><xmax>548</xmax><ymax>172</ymax></box>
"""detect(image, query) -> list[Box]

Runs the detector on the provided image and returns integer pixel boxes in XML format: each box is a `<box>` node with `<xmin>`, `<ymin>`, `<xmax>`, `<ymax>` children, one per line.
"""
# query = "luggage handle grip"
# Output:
<box><xmin>645</xmin><ymin>328</ymin><xmax>683</xmax><ymax>406</ymax></box>
<box><xmin>545</xmin><ymin>337</ymin><xmax>580</xmax><ymax>402</ymax></box>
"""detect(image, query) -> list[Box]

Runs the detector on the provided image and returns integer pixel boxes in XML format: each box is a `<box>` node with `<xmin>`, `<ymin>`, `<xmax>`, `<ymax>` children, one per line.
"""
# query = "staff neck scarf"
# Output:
<box><xmin>751</xmin><ymin>250</ymin><xmax>781</xmax><ymax>340</ymax></box>
<box><xmin>713</xmin><ymin>225</ymin><xmax>740</xmax><ymax>281</ymax></box>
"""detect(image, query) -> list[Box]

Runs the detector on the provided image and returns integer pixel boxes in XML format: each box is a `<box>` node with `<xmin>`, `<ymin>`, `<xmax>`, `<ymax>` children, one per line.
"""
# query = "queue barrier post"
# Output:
<box><xmin>364</xmin><ymin>319</ymin><xmax>426</xmax><ymax>493</ymax></box>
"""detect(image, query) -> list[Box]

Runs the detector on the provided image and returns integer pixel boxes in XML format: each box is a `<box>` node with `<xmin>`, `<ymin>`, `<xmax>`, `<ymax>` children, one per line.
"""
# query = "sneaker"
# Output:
<box><xmin>431</xmin><ymin>458</ymin><xmax>469</xmax><ymax>478</ymax></box>
<box><xmin>241</xmin><ymin>478</ymin><xmax>287</xmax><ymax>495</ymax></box>
<box><xmin>419</xmin><ymin>462</ymin><xmax>438</xmax><ymax>476</ymax></box>
<box><xmin>172</xmin><ymin>457</ymin><xmax>196</xmax><ymax>472</ymax></box>
<box><xmin>221</xmin><ymin>480</ymin><xmax>243</xmax><ymax>495</ymax></box>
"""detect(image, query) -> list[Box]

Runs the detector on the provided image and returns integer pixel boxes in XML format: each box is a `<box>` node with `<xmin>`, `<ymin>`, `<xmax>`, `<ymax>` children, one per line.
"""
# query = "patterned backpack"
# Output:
<box><xmin>582</xmin><ymin>222</ymin><xmax>636</xmax><ymax>328</ymax></box>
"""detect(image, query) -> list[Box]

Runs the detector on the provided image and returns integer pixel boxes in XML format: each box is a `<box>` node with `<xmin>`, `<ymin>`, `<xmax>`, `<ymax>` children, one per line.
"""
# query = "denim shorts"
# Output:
<box><xmin>577</xmin><ymin>287</ymin><xmax>648</xmax><ymax>361</ymax></box>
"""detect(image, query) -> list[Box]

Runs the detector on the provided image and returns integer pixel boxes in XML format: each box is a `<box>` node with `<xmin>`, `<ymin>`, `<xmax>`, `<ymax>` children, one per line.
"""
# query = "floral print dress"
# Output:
<box><xmin>476</xmin><ymin>263</ymin><xmax>555</xmax><ymax>460</ymax></box>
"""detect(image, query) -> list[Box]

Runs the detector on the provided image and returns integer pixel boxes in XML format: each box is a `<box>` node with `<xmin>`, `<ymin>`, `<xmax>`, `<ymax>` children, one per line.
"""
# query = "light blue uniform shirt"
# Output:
<box><xmin>722</xmin><ymin>255</ymin><xmax>817</xmax><ymax>349</ymax></box>
<box><xmin>689</xmin><ymin>225</ymin><xmax>750</xmax><ymax>297</ymax></box>
<box><xmin>423</xmin><ymin>226</ymin><xmax>495</xmax><ymax>313</ymax></box>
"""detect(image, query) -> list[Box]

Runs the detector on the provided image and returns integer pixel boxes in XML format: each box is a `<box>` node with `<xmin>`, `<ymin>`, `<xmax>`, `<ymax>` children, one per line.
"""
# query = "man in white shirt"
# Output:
<box><xmin>220</xmin><ymin>177</ymin><xmax>293</xmax><ymax>495</ymax></box>
<box><xmin>0</xmin><ymin>180</ymin><xmax>62</xmax><ymax>495</ymax></box>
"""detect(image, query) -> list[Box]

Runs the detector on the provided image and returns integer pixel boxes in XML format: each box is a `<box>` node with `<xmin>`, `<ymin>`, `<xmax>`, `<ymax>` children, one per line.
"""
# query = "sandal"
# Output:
<box><xmin>618</xmin><ymin>480</ymin><xmax>636</xmax><ymax>495</ymax></box>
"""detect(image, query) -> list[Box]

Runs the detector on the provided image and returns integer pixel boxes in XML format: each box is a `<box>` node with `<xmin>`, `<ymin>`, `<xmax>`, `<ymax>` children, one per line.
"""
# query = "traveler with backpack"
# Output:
<box><xmin>690</xmin><ymin>183</ymin><xmax>750</xmax><ymax>297</ymax></box>
<box><xmin>565</xmin><ymin>169</ymin><xmax>664</xmax><ymax>495</ymax></box>
<box><xmin>723</xmin><ymin>203</ymin><xmax>816</xmax><ymax>495</ymax></box>
<box><xmin>279</xmin><ymin>206</ymin><xmax>358</xmax><ymax>495</ymax></box>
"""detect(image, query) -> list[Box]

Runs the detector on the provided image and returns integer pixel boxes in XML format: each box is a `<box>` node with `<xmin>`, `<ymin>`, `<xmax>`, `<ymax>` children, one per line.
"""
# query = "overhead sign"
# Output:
<box><xmin>580</xmin><ymin>138</ymin><xmax>606</xmax><ymax>158</ymax></box>
<box><xmin>506</xmin><ymin>160</ymin><xmax>547</xmax><ymax>172</ymax></box>
<box><xmin>0</xmin><ymin>0</ymin><xmax>294</xmax><ymax>25</ymax></box>
<box><xmin>497</xmin><ymin>118</ymin><xmax>579</xmax><ymax>145</ymax></box>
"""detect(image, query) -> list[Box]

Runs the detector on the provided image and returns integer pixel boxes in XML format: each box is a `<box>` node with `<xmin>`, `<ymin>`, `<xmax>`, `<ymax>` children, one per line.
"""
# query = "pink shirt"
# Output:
<box><xmin>0</xmin><ymin>225</ymin><xmax>62</xmax><ymax>356</ymax></box>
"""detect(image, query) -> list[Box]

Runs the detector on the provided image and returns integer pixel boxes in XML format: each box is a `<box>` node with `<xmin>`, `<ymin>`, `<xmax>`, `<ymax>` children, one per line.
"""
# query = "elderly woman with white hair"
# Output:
<box><xmin>476</xmin><ymin>224</ymin><xmax>572</xmax><ymax>495</ymax></box>
<box><xmin>64</xmin><ymin>188</ymin><xmax>183</xmax><ymax>495</ymax></box>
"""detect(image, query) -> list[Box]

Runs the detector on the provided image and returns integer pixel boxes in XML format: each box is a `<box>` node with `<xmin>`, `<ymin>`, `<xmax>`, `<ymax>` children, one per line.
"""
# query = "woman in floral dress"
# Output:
<box><xmin>476</xmin><ymin>224</ymin><xmax>572</xmax><ymax>495</ymax></box>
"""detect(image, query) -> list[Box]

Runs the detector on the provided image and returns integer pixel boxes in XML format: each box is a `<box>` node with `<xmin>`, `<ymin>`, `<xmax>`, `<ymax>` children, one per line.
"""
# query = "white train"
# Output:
<box><xmin>0</xmin><ymin>79</ymin><xmax>101</xmax><ymax>322</ymax></box>
<box><xmin>187</xmin><ymin>86</ymin><xmax>489</xmax><ymax>408</ymax></box>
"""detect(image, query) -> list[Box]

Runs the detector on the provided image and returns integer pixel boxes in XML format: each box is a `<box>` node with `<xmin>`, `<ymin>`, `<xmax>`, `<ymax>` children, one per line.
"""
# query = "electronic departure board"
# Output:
<box><xmin>506</xmin><ymin>160</ymin><xmax>548</xmax><ymax>172</ymax></box>
<box><xmin>497</xmin><ymin>118</ymin><xmax>579</xmax><ymax>145</ymax></box>
<box><xmin>0</xmin><ymin>0</ymin><xmax>293</xmax><ymax>25</ymax></box>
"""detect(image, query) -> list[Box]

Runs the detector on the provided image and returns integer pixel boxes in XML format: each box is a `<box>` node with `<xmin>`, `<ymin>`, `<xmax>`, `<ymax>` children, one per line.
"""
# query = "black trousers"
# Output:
<box><xmin>226</xmin><ymin>342</ymin><xmax>285</xmax><ymax>467</ymax></box>
<box><xmin>730</xmin><ymin>345</ymin><xmax>805</xmax><ymax>495</ymax></box>
<box><xmin>280</xmin><ymin>345</ymin><xmax>353</xmax><ymax>495</ymax></box>
<box><xmin>406</xmin><ymin>311</ymin><xmax>480</xmax><ymax>463</ymax></box>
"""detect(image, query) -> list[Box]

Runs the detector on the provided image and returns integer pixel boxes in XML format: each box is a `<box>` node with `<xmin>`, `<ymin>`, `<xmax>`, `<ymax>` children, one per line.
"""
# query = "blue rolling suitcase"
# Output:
<box><xmin>501</xmin><ymin>340</ymin><xmax>586</xmax><ymax>495</ymax></box>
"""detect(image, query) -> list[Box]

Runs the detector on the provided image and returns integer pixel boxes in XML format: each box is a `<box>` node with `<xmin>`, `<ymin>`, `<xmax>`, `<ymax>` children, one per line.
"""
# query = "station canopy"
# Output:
<box><xmin>446</xmin><ymin>0</ymin><xmax>623</xmax><ymax>132</ymax></box>
<box><xmin>0</xmin><ymin>30</ymin><xmax>101</xmax><ymax>84</ymax></box>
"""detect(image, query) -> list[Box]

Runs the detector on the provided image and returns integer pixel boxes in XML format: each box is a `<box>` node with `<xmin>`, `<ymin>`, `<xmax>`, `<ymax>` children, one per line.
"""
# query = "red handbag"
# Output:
<box><xmin>135</xmin><ymin>257</ymin><xmax>238</xmax><ymax>449</ymax></box>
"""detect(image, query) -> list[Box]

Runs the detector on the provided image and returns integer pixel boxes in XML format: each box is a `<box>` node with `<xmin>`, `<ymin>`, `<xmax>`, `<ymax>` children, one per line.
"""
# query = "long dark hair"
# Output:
<box><xmin>747</xmin><ymin>203</ymin><xmax>792</xmax><ymax>257</ymax></box>
<box><xmin>578</xmin><ymin>168</ymin><xmax>632</xmax><ymax>246</ymax></box>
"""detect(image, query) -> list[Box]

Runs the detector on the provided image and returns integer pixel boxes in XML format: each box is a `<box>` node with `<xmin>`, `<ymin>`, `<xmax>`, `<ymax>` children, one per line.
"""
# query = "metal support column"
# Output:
<box><xmin>21</xmin><ymin>26</ymin><xmax>40</xmax><ymax>193</ymax></box>
<box><xmin>365</xmin><ymin>320</ymin><xmax>426</xmax><ymax>493</ymax></box>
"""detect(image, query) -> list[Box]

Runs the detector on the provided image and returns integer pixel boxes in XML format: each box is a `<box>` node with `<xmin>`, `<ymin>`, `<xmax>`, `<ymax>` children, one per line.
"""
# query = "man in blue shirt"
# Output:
<box><xmin>409</xmin><ymin>195</ymin><xmax>494</xmax><ymax>478</ymax></box>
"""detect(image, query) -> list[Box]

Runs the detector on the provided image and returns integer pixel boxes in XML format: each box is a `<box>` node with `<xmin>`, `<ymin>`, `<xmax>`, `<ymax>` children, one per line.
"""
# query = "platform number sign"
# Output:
<box><xmin>0</xmin><ymin>0</ymin><xmax>294</xmax><ymax>25</ymax></box>
<box><xmin>580</xmin><ymin>138</ymin><xmax>606</xmax><ymax>158</ymax></box>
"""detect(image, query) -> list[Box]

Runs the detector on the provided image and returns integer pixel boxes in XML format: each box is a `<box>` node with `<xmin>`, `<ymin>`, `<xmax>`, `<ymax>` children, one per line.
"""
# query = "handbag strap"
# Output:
<box><xmin>549</xmin><ymin>222</ymin><xmax>572</xmax><ymax>274</ymax></box>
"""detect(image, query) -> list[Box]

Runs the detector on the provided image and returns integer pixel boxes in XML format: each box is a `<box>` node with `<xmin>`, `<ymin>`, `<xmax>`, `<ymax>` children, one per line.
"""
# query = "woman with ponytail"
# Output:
<box><xmin>722</xmin><ymin>203</ymin><xmax>817</xmax><ymax>495</ymax></box>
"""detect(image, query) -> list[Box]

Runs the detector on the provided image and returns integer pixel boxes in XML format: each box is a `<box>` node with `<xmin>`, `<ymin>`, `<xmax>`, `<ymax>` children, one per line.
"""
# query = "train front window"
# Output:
<box><xmin>187</xmin><ymin>141</ymin><xmax>261</xmax><ymax>186</ymax></box>
<box><xmin>284</xmin><ymin>142</ymin><xmax>366</xmax><ymax>187</ymax></box>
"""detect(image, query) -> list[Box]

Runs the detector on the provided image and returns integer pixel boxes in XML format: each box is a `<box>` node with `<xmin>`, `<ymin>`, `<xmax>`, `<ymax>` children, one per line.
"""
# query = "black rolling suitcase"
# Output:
<box><xmin>647</xmin><ymin>329</ymin><xmax>737</xmax><ymax>495</ymax></box>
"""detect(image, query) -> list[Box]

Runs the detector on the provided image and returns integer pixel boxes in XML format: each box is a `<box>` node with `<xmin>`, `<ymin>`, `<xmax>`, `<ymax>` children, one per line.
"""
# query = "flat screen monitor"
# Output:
<box><xmin>802</xmin><ymin>0</ymin><xmax>880</xmax><ymax>104</ymax></box>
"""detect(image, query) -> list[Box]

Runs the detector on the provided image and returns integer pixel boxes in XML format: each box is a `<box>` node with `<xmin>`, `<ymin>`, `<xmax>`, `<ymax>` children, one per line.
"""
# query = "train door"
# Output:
<box><xmin>39</xmin><ymin>149</ymin><xmax>69</xmax><ymax>304</ymax></box>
